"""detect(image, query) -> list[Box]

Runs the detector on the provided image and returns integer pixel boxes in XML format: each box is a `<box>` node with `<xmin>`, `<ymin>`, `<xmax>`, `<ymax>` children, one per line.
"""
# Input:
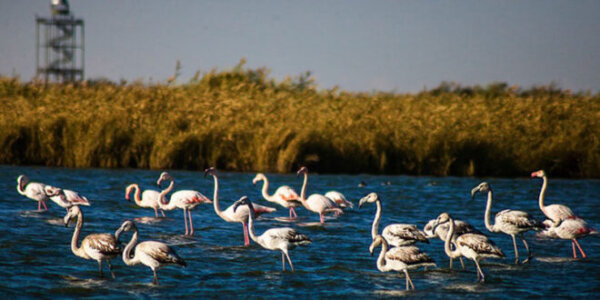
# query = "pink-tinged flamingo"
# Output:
<box><xmin>369</xmin><ymin>235</ymin><xmax>435</xmax><ymax>291</ymax></box>
<box><xmin>233</xmin><ymin>196</ymin><xmax>311</xmax><ymax>271</ymax></box>
<box><xmin>359</xmin><ymin>192</ymin><xmax>429</xmax><ymax>247</ymax></box>
<box><xmin>538</xmin><ymin>217</ymin><xmax>597</xmax><ymax>258</ymax></box>
<box><xmin>63</xmin><ymin>205</ymin><xmax>122</xmax><ymax>278</ymax></box>
<box><xmin>324</xmin><ymin>191</ymin><xmax>353</xmax><ymax>209</ymax></box>
<box><xmin>435</xmin><ymin>212</ymin><xmax>505</xmax><ymax>282</ymax></box>
<box><xmin>472</xmin><ymin>182</ymin><xmax>543</xmax><ymax>264</ymax></box>
<box><xmin>205</xmin><ymin>167</ymin><xmax>276</xmax><ymax>246</ymax></box>
<box><xmin>156</xmin><ymin>172</ymin><xmax>212</xmax><ymax>236</ymax></box>
<box><xmin>16</xmin><ymin>175</ymin><xmax>56</xmax><ymax>211</ymax></box>
<box><xmin>125</xmin><ymin>184</ymin><xmax>165</xmax><ymax>218</ymax></box>
<box><xmin>50</xmin><ymin>187</ymin><xmax>91</xmax><ymax>211</ymax></box>
<box><xmin>296</xmin><ymin>166</ymin><xmax>343</xmax><ymax>224</ymax></box>
<box><xmin>252</xmin><ymin>173</ymin><xmax>302</xmax><ymax>219</ymax></box>
<box><xmin>531</xmin><ymin>170</ymin><xmax>575</xmax><ymax>226</ymax></box>
<box><xmin>116</xmin><ymin>220</ymin><xmax>186</xmax><ymax>285</ymax></box>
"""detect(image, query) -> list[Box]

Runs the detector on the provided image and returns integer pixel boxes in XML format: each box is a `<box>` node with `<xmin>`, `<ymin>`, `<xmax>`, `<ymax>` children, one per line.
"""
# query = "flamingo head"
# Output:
<box><xmin>63</xmin><ymin>205</ymin><xmax>82</xmax><ymax>227</ymax></box>
<box><xmin>252</xmin><ymin>173</ymin><xmax>265</xmax><ymax>185</ymax></box>
<box><xmin>296</xmin><ymin>166</ymin><xmax>308</xmax><ymax>176</ymax></box>
<box><xmin>369</xmin><ymin>235</ymin><xmax>385</xmax><ymax>256</ymax></box>
<box><xmin>115</xmin><ymin>220</ymin><xmax>136</xmax><ymax>241</ymax></box>
<box><xmin>157</xmin><ymin>172</ymin><xmax>173</xmax><ymax>186</ymax></box>
<box><xmin>17</xmin><ymin>175</ymin><xmax>29</xmax><ymax>191</ymax></box>
<box><xmin>423</xmin><ymin>219</ymin><xmax>437</xmax><ymax>238</ymax></box>
<box><xmin>204</xmin><ymin>167</ymin><xmax>217</xmax><ymax>178</ymax></box>
<box><xmin>233</xmin><ymin>196</ymin><xmax>254</xmax><ymax>213</ymax></box>
<box><xmin>124</xmin><ymin>184</ymin><xmax>136</xmax><ymax>201</ymax></box>
<box><xmin>471</xmin><ymin>182</ymin><xmax>491</xmax><ymax>200</ymax></box>
<box><xmin>434</xmin><ymin>212</ymin><xmax>452</xmax><ymax>229</ymax></box>
<box><xmin>358</xmin><ymin>192</ymin><xmax>379</xmax><ymax>208</ymax></box>
<box><xmin>531</xmin><ymin>170</ymin><xmax>546</xmax><ymax>178</ymax></box>
<box><xmin>44</xmin><ymin>185</ymin><xmax>62</xmax><ymax>198</ymax></box>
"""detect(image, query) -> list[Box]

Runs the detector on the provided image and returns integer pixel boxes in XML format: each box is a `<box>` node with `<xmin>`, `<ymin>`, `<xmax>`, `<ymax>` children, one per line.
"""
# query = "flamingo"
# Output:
<box><xmin>233</xmin><ymin>196</ymin><xmax>311</xmax><ymax>271</ymax></box>
<box><xmin>156</xmin><ymin>172</ymin><xmax>212</xmax><ymax>236</ymax></box>
<box><xmin>358</xmin><ymin>192</ymin><xmax>428</xmax><ymax>247</ymax></box>
<box><xmin>125</xmin><ymin>183</ymin><xmax>165</xmax><ymax>218</ymax></box>
<box><xmin>252</xmin><ymin>173</ymin><xmax>302</xmax><ymax>219</ymax></box>
<box><xmin>472</xmin><ymin>182</ymin><xmax>542</xmax><ymax>264</ymax></box>
<box><xmin>434</xmin><ymin>212</ymin><xmax>505</xmax><ymax>282</ymax></box>
<box><xmin>369</xmin><ymin>235</ymin><xmax>436</xmax><ymax>291</ymax></box>
<box><xmin>205</xmin><ymin>167</ymin><xmax>276</xmax><ymax>246</ymax></box>
<box><xmin>296</xmin><ymin>166</ymin><xmax>343</xmax><ymax>224</ymax></box>
<box><xmin>537</xmin><ymin>217</ymin><xmax>597</xmax><ymax>258</ymax></box>
<box><xmin>63</xmin><ymin>205</ymin><xmax>122</xmax><ymax>278</ymax></box>
<box><xmin>49</xmin><ymin>187</ymin><xmax>91</xmax><ymax>211</ymax></box>
<box><xmin>532</xmin><ymin>170</ymin><xmax>575</xmax><ymax>226</ymax></box>
<box><xmin>423</xmin><ymin>218</ymin><xmax>482</xmax><ymax>269</ymax></box>
<box><xmin>324</xmin><ymin>191</ymin><xmax>354</xmax><ymax>209</ymax></box>
<box><xmin>16</xmin><ymin>175</ymin><xmax>56</xmax><ymax>211</ymax></box>
<box><xmin>116</xmin><ymin>220</ymin><xmax>186</xmax><ymax>285</ymax></box>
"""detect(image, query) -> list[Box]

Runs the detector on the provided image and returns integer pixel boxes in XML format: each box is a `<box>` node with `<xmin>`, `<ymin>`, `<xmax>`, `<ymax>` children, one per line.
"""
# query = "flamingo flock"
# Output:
<box><xmin>14</xmin><ymin>168</ymin><xmax>597</xmax><ymax>289</ymax></box>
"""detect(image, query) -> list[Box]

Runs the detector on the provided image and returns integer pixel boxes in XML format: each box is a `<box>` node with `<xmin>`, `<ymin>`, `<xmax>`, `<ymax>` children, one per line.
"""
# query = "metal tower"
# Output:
<box><xmin>36</xmin><ymin>0</ymin><xmax>84</xmax><ymax>82</ymax></box>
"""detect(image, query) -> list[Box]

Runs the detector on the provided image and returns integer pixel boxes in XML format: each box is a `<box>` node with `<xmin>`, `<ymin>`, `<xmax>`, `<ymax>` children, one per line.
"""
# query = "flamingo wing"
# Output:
<box><xmin>497</xmin><ymin>209</ymin><xmax>542</xmax><ymax>230</ymax></box>
<box><xmin>386</xmin><ymin>246</ymin><xmax>435</xmax><ymax>265</ymax></box>
<box><xmin>64</xmin><ymin>189</ymin><xmax>91</xmax><ymax>206</ymax></box>
<box><xmin>545</xmin><ymin>204</ymin><xmax>575</xmax><ymax>223</ymax></box>
<box><xmin>139</xmin><ymin>241</ymin><xmax>186</xmax><ymax>266</ymax></box>
<box><xmin>275</xmin><ymin>186</ymin><xmax>300</xmax><ymax>201</ymax></box>
<box><xmin>84</xmin><ymin>233</ymin><xmax>122</xmax><ymax>256</ymax></box>
<box><xmin>457</xmin><ymin>233</ymin><xmax>504</xmax><ymax>258</ymax></box>
<box><xmin>383</xmin><ymin>224</ymin><xmax>429</xmax><ymax>245</ymax></box>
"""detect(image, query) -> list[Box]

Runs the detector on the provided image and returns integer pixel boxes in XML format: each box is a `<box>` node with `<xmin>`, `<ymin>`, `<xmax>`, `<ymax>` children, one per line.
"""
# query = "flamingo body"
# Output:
<box><xmin>324</xmin><ymin>191</ymin><xmax>353</xmax><ymax>209</ymax></box>
<box><xmin>50</xmin><ymin>188</ymin><xmax>91</xmax><ymax>209</ymax></box>
<box><xmin>125</xmin><ymin>184</ymin><xmax>164</xmax><ymax>217</ymax></box>
<box><xmin>296</xmin><ymin>167</ymin><xmax>343</xmax><ymax>223</ymax></box>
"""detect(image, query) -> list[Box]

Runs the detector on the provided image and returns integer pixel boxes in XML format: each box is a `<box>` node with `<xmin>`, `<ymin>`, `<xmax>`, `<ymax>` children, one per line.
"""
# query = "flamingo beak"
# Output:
<box><xmin>470</xmin><ymin>187</ymin><xmax>478</xmax><ymax>200</ymax></box>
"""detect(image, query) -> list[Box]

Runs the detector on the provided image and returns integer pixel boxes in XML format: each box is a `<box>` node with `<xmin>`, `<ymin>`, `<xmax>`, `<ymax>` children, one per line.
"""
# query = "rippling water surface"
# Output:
<box><xmin>1</xmin><ymin>165</ymin><xmax>599</xmax><ymax>298</ymax></box>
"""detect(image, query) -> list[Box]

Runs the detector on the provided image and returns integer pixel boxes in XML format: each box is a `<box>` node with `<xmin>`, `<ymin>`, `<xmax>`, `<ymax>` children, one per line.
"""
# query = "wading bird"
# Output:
<box><xmin>125</xmin><ymin>183</ymin><xmax>164</xmax><ymax>217</ymax></box>
<box><xmin>233</xmin><ymin>196</ymin><xmax>311</xmax><ymax>271</ymax></box>
<box><xmin>369</xmin><ymin>235</ymin><xmax>435</xmax><ymax>291</ymax></box>
<box><xmin>538</xmin><ymin>217</ymin><xmax>597</xmax><ymax>258</ymax></box>
<box><xmin>252</xmin><ymin>173</ymin><xmax>302</xmax><ymax>219</ymax></box>
<box><xmin>117</xmin><ymin>220</ymin><xmax>186</xmax><ymax>285</ymax></box>
<box><xmin>324</xmin><ymin>191</ymin><xmax>353</xmax><ymax>209</ymax></box>
<box><xmin>358</xmin><ymin>192</ymin><xmax>428</xmax><ymax>246</ymax></box>
<box><xmin>156</xmin><ymin>172</ymin><xmax>212</xmax><ymax>235</ymax></box>
<box><xmin>435</xmin><ymin>212</ymin><xmax>504</xmax><ymax>282</ymax></box>
<box><xmin>471</xmin><ymin>182</ymin><xmax>542</xmax><ymax>264</ymax></box>
<box><xmin>532</xmin><ymin>170</ymin><xmax>575</xmax><ymax>226</ymax></box>
<box><xmin>423</xmin><ymin>218</ymin><xmax>482</xmax><ymax>269</ymax></box>
<box><xmin>206</xmin><ymin>167</ymin><xmax>276</xmax><ymax>246</ymax></box>
<box><xmin>296</xmin><ymin>166</ymin><xmax>343</xmax><ymax>224</ymax></box>
<box><xmin>16</xmin><ymin>175</ymin><xmax>57</xmax><ymax>211</ymax></box>
<box><xmin>63</xmin><ymin>205</ymin><xmax>122</xmax><ymax>278</ymax></box>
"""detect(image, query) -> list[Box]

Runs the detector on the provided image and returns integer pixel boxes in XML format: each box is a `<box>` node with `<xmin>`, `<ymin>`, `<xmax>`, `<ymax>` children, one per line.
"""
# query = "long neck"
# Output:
<box><xmin>538</xmin><ymin>175</ymin><xmax>548</xmax><ymax>212</ymax></box>
<box><xmin>132</xmin><ymin>184</ymin><xmax>142</xmax><ymax>205</ymax></box>
<box><xmin>122</xmin><ymin>229</ymin><xmax>140</xmax><ymax>266</ymax></box>
<box><xmin>484</xmin><ymin>190</ymin><xmax>497</xmax><ymax>232</ymax></box>
<box><xmin>71</xmin><ymin>211</ymin><xmax>87</xmax><ymax>258</ymax></box>
<box><xmin>443</xmin><ymin>218</ymin><xmax>461</xmax><ymax>258</ymax></box>
<box><xmin>376</xmin><ymin>239</ymin><xmax>389</xmax><ymax>272</ymax></box>
<box><xmin>157</xmin><ymin>180</ymin><xmax>175</xmax><ymax>210</ymax></box>
<box><xmin>16</xmin><ymin>178</ymin><xmax>27</xmax><ymax>195</ymax></box>
<box><xmin>371</xmin><ymin>200</ymin><xmax>383</xmax><ymax>239</ymax></box>
<box><xmin>258</xmin><ymin>176</ymin><xmax>273</xmax><ymax>201</ymax></box>
<box><xmin>211</xmin><ymin>174</ymin><xmax>226</xmax><ymax>219</ymax></box>
<box><xmin>299</xmin><ymin>173</ymin><xmax>309</xmax><ymax>207</ymax></box>
<box><xmin>246</xmin><ymin>207</ymin><xmax>260</xmax><ymax>244</ymax></box>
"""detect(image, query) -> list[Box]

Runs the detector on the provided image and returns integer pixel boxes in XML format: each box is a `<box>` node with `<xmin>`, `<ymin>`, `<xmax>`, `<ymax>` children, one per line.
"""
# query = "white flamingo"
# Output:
<box><xmin>358</xmin><ymin>192</ymin><xmax>428</xmax><ymax>246</ymax></box>
<box><xmin>537</xmin><ymin>217</ymin><xmax>597</xmax><ymax>258</ymax></box>
<box><xmin>532</xmin><ymin>170</ymin><xmax>575</xmax><ymax>226</ymax></box>
<box><xmin>324</xmin><ymin>191</ymin><xmax>354</xmax><ymax>209</ymax></box>
<box><xmin>423</xmin><ymin>218</ymin><xmax>482</xmax><ymax>269</ymax></box>
<box><xmin>252</xmin><ymin>173</ymin><xmax>302</xmax><ymax>219</ymax></box>
<box><xmin>125</xmin><ymin>183</ymin><xmax>165</xmax><ymax>217</ymax></box>
<box><xmin>116</xmin><ymin>220</ymin><xmax>186</xmax><ymax>285</ymax></box>
<box><xmin>63</xmin><ymin>205</ymin><xmax>122</xmax><ymax>278</ymax></box>
<box><xmin>205</xmin><ymin>167</ymin><xmax>276</xmax><ymax>246</ymax></box>
<box><xmin>369</xmin><ymin>235</ymin><xmax>436</xmax><ymax>291</ymax></box>
<box><xmin>435</xmin><ymin>212</ymin><xmax>505</xmax><ymax>282</ymax></box>
<box><xmin>233</xmin><ymin>196</ymin><xmax>311</xmax><ymax>271</ymax></box>
<box><xmin>296</xmin><ymin>166</ymin><xmax>343</xmax><ymax>224</ymax></box>
<box><xmin>472</xmin><ymin>182</ymin><xmax>542</xmax><ymax>264</ymax></box>
<box><xmin>16</xmin><ymin>175</ymin><xmax>57</xmax><ymax>211</ymax></box>
<box><xmin>50</xmin><ymin>187</ymin><xmax>91</xmax><ymax>211</ymax></box>
<box><xmin>156</xmin><ymin>172</ymin><xmax>212</xmax><ymax>236</ymax></box>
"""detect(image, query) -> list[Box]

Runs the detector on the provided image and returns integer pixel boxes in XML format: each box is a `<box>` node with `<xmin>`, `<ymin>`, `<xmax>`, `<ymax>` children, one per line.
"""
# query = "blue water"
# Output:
<box><xmin>0</xmin><ymin>165</ymin><xmax>599</xmax><ymax>298</ymax></box>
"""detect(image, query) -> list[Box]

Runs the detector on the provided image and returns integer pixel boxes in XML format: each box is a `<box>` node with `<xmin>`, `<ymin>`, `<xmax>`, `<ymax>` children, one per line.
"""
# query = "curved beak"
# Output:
<box><xmin>470</xmin><ymin>187</ymin><xmax>479</xmax><ymax>200</ymax></box>
<box><xmin>114</xmin><ymin>228</ymin><xmax>123</xmax><ymax>241</ymax></box>
<box><xmin>358</xmin><ymin>198</ymin><xmax>367</xmax><ymax>209</ymax></box>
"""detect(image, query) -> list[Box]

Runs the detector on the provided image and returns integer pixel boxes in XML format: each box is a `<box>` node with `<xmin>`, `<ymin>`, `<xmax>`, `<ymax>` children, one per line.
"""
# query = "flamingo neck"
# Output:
<box><xmin>443</xmin><ymin>217</ymin><xmax>462</xmax><ymax>258</ymax></box>
<box><xmin>210</xmin><ymin>174</ymin><xmax>227</xmax><ymax>220</ymax></box>
<box><xmin>129</xmin><ymin>184</ymin><xmax>142</xmax><ymax>205</ymax></box>
<box><xmin>484</xmin><ymin>190</ymin><xmax>497</xmax><ymax>232</ymax></box>
<box><xmin>70</xmin><ymin>210</ymin><xmax>88</xmax><ymax>259</ymax></box>
<box><xmin>258</xmin><ymin>176</ymin><xmax>273</xmax><ymax>201</ymax></box>
<box><xmin>157</xmin><ymin>180</ymin><xmax>175</xmax><ymax>210</ymax></box>
<box><xmin>376</xmin><ymin>239</ymin><xmax>389</xmax><ymax>272</ymax></box>
<box><xmin>16</xmin><ymin>177</ymin><xmax>28</xmax><ymax>195</ymax></box>
<box><xmin>372</xmin><ymin>200</ymin><xmax>382</xmax><ymax>239</ymax></box>
<box><xmin>538</xmin><ymin>175</ymin><xmax>548</xmax><ymax>212</ymax></box>
<box><xmin>122</xmin><ymin>229</ymin><xmax>140</xmax><ymax>266</ymax></box>
<box><xmin>246</xmin><ymin>206</ymin><xmax>260</xmax><ymax>244</ymax></box>
<box><xmin>299</xmin><ymin>173</ymin><xmax>310</xmax><ymax>208</ymax></box>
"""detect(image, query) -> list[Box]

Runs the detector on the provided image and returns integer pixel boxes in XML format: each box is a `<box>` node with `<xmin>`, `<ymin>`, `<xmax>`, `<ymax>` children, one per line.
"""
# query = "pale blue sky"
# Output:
<box><xmin>1</xmin><ymin>0</ymin><xmax>599</xmax><ymax>92</ymax></box>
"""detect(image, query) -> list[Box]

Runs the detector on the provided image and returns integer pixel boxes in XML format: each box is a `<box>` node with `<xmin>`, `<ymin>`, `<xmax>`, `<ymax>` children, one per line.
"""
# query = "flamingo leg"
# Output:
<box><xmin>154</xmin><ymin>207</ymin><xmax>159</xmax><ymax>218</ymax></box>
<box><xmin>283</xmin><ymin>250</ymin><xmax>294</xmax><ymax>272</ymax></box>
<box><xmin>107</xmin><ymin>259</ymin><xmax>115</xmax><ymax>278</ymax></box>
<box><xmin>183</xmin><ymin>208</ymin><xmax>189</xmax><ymax>235</ymax></box>
<box><xmin>319</xmin><ymin>213</ymin><xmax>324</xmax><ymax>224</ymax></box>
<box><xmin>37</xmin><ymin>201</ymin><xmax>41</xmax><ymax>211</ymax></box>
<box><xmin>282</xmin><ymin>252</ymin><xmax>286</xmax><ymax>271</ymax></box>
<box><xmin>449</xmin><ymin>257</ymin><xmax>453</xmax><ymax>269</ymax></box>
<box><xmin>474</xmin><ymin>260</ymin><xmax>485</xmax><ymax>282</ymax></box>
<box><xmin>459</xmin><ymin>257</ymin><xmax>465</xmax><ymax>270</ymax></box>
<box><xmin>573</xmin><ymin>239</ymin><xmax>587</xmax><ymax>258</ymax></box>
<box><xmin>98</xmin><ymin>260</ymin><xmax>104</xmax><ymax>278</ymax></box>
<box><xmin>188</xmin><ymin>210</ymin><xmax>194</xmax><ymax>236</ymax></box>
<box><xmin>511</xmin><ymin>234</ymin><xmax>520</xmax><ymax>264</ymax></box>
<box><xmin>289</xmin><ymin>208</ymin><xmax>293</xmax><ymax>219</ymax></box>
<box><xmin>153</xmin><ymin>268</ymin><xmax>159</xmax><ymax>285</ymax></box>
<box><xmin>242</xmin><ymin>222</ymin><xmax>250</xmax><ymax>246</ymax></box>
<box><xmin>572</xmin><ymin>240</ymin><xmax>577</xmax><ymax>258</ymax></box>
<box><xmin>160</xmin><ymin>209</ymin><xmax>166</xmax><ymax>217</ymax></box>
<box><xmin>520</xmin><ymin>234</ymin><xmax>532</xmax><ymax>263</ymax></box>
<box><xmin>41</xmin><ymin>200</ymin><xmax>48</xmax><ymax>210</ymax></box>
<box><xmin>291</xmin><ymin>207</ymin><xmax>298</xmax><ymax>218</ymax></box>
